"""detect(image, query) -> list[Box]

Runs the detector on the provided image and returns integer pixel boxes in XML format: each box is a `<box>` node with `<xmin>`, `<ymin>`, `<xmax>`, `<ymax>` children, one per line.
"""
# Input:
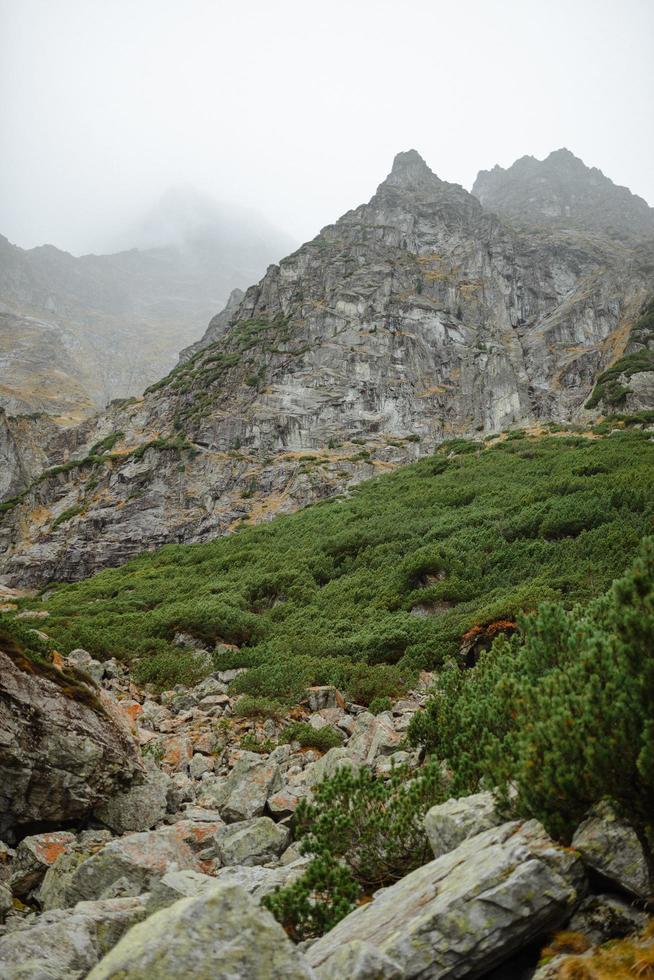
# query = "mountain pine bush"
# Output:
<box><xmin>409</xmin><ymin>537</ymin><xmax>654</xmax><ymax>841</ymax></box>
<box><xmin>263</xmin><ymin>760</ymin><xmax>445</xmax><ymax>940</ymax></box>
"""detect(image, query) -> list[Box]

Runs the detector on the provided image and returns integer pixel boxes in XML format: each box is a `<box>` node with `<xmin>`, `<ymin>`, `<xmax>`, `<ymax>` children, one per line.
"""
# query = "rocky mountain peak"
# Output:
<box><xmin>386</xmin><ymin>148</ymin><xmax>436</xmax><ymax>186</ymax></box>
<box><xmin>473</xmin><ymin>148</ymin><xmax>654</xmax><ymax>240</ymax></box>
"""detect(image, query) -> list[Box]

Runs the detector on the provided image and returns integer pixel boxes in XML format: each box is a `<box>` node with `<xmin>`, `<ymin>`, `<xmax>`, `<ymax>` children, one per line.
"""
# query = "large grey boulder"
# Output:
<box><xmin>424</xmin><ymin>791</ymin><xmax>503</xmax><ymax>858</ymax></box>
<box><xmin>307</xmin><ymin>820</ymin><xmax>585</xmax><ymax>979</ymax></box>
<box><xmin>213</xmin><ymin>858</ymin><xmax>310</xmax><ymax>901</ymax></box>
<box><xmin>94</xmin><ymin>763</ymin><xmax>170</xmax><ymax>834</ymax></box>
<box><xmin>314</xmin><ymin>940</ymin><xmax>402</xmax><ymax>979</ymax></box>
<box><xmin>87</xmin><ymin>882</ymin><xmax>316</xmax><ymax>979</ymax></box>
<box><xmin>571</xmin><ymin>800</ymin><xmax>653</xmax><ymax>899</ymax></box>
<box><xmin>46</xmin><ymin>823</ymin><xmax>213</xmax><ymax>907</ymax></box>
<box><xmin>145</xmin><ymin>869</ymin><xmax>218</xmax><ymax>914</ymax></box>
<box><xmin>213</xmin><ymin>752</ymin><xmax>283</xmax><ymax>823</ymax></box>
<box><xmin>0</xmin><ymin>897</ymin><xmax>147</xmax><ymax>980</ymax></box>
<box><xmin>213</xmin><ymin>816</ymin><xmax>290</xmax><ymax>867</ymax></box>
<box><xmin>0</xmin><ymin>648</ymin><xmax>144</xmax><ymax>841</ymax></box>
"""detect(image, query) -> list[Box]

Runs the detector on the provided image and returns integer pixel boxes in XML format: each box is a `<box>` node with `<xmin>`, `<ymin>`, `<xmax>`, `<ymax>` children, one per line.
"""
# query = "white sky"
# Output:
<box><xmin>1</xmin><ymin>0</ymin><xmax>653</xmax><ymax>255</ymax></box>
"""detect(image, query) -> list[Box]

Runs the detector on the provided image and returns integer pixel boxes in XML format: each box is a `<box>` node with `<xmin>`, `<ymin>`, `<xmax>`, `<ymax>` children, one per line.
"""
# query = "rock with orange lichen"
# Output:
<box><xmin>49</xmin><ymin>821</ymin><xmax>222</xmax><ymax>907</ymax></box>
<box><xmin>10</xmin><ymin>830</ymin><xmax>76</xmax><ymax>898</ymax></box>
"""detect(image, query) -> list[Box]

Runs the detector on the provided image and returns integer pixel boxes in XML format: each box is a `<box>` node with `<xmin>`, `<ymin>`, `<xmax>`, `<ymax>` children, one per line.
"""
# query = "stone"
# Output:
<box><xmin>0</xmin><ymin>883</ymin><xmax>12</xmax><ymax>924</ymax></box>
<box><xmin>424</xmin><ymin>790</ymin><xmax>503</xmax><ymax>858</ymax></box>
<box><xmin>213</xmin><ymin>858</ymin><xmax>310</xmax><ymax>901</ymax></box>
<box><xmin>571</xmin><ymin>800</ymin><xmax>653</xmax><ymax>899</ymax></box>
<box><xmin>267</xmin><ymin>786</ymin><xmax>302</xmax><ymax>820</ymax></box>
<box><xmin>0</xmin><ymin>897</ymin><xmax>147</xmax><ymax>980</ymax></box>
<box><xmin>86</xmin><ymin>882</ymin><xmax>316</xmax><ymax>979</ymax></box>
<box><xmin>94</xmin><ymin>764</ymin><xmax>170</xmax><ymax>834</ymax></box>
<box><xmin>314</xmin><ymin>940</ymin><xmax>402</xmax><ymax>979</ymax></box>
<box><xmin>10</xmin><ymin>830</ymin><xmax>76</xmax><ymax>898</ymax></box>
<box><xmin>307</xmin><ymin>747</ymin><xmax>360</xmax><ymax>786</ymax></box>
<box><xmin>307</xmin><ymin>686</ymin><xmax>345</xmax><ymax>711</ymax></box>
<box><xmin>67</xmin><ymin>649</ymin><xmax>106</xmax><ymax>684</ymax></box>
<box><xmin>48</xmin><ymin>823</ymin><xmax>213</xmax><ymax>907</ymax></box>
<box><xmin>214</xmin><ymin>752</ymin><xmax>282</xmax><ymax>822</ymax></box>
<box><xmin>567</xmin><ymin>893</ymin><xmax>649</xmax><ymax>945</ymax></box>
<box><xmin>189</xmin><ymin>752</ymin><xmax>214</xmax><ymax>779</ymax></box>
<box><xmin>0</xmin><ymin>648</ymin><xmax>144</xmax><ymax>842</ymax></box>
<box><xmin>161</xmin><ymin>734</ymin><xmax>193</xmax><ymax>771</ymax></box>
<box><xmin>145</xmin><ymin>869</ymin><xmax>218</xmax><ymax>914</ymax></box>
<box><xmin>307</xmin><ymin>820</ymin><xmax>585</xmax><ymax>979</ymax></box>
<box><xmin>212</xmin><ymin>816</ymin><xmax>290</xmax><ymax>867</ymax></box>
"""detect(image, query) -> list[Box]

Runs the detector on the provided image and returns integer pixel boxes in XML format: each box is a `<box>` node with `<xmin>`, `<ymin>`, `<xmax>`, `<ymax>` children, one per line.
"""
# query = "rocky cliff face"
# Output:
<box><xmin>472</xmin><ymin>148</ymin><xmax>654</xmax><ymax>241</ymax></box>
<box><xmin>1</xmin><ymin>149</ymin><xmax>652</xmax><ymax>586</ymax></box>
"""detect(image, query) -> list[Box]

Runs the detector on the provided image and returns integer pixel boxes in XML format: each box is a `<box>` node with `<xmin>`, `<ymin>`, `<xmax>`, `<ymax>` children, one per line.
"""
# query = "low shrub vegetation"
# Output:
<box><xmin>28</xmin><ymin>430</ymin><xmax>654</xmax><ymax>701</ymax></box>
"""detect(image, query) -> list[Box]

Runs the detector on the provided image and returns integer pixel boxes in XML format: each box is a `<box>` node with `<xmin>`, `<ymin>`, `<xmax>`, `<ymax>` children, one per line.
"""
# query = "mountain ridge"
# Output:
<box><xmin>1</xmin><ymin>147</ymin><xmax>652</xmax><ymax>586</ymax></box>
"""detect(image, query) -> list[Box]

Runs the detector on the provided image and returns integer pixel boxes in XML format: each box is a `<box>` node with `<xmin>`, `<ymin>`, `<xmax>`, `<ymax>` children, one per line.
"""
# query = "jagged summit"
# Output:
<box><xmin>381</xmin><ymin>149</ymin><xmax>444</xmax><ymax>194</ymax></box>
<box><xmin>473</xmin><ymin>148</ymin><xmax>654</xmax><ymax>239</ymax></box>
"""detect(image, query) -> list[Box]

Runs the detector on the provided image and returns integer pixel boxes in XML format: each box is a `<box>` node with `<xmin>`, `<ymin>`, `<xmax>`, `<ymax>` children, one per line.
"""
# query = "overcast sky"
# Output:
<box><xmin>1</xmin><ymin>0</ymin><xmax>653</xmax><ymax>255</ymax></box>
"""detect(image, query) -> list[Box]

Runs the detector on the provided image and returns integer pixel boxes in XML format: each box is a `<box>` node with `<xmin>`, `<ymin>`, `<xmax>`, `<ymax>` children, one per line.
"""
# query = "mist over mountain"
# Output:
<box><xmin>0</xmin><ymin>189</ymin><xmax>295</xmax><ymax>417</ymax></box>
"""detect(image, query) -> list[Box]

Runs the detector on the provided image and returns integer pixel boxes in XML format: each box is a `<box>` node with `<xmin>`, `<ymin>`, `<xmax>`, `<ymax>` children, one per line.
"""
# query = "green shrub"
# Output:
<box><xmin>232</xmin><ymin>695</ymin><xmax>286</xmax><ymax>719</ymax></box>
<box><xmin>132</xmin><ymin>648</ymin><xmax>209</xmax><ymax>690</ymax></box>
<box><xmin>368</xmin><ymin>696</ymin><xmax>393</xmax><ymax>715</ymax></box>
<box><xmin>280</xmin><ymin>721</ymin><xmax>342</xmax><ymax>752</ymax></box>
<box><xmin>409</xmin><ymin>538</ymin><xmax>654</xmax><ymax>842</ymax></box>
<box><xmin>263</xmin><ymin>760</ymin><xmax>445</xmax><ymax>940</ymax></box>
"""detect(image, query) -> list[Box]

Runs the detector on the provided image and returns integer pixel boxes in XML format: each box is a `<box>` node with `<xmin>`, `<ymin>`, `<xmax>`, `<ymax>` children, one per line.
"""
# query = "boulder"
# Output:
<box><xmin>307</xmin><ymin>686</ymin><xmax>345</xmax><ymax>711</ymax></box>
<box><xmin>212</xmin><ymin>859</ymin><xmax>309</xmax><ymax>901</ymax></box>
<box><xmin>94</xmin><ymin>763</ymin><xmax>170</xmax><ymax>833</ymax></box>
<box><xmin>0</xmin><ymin>648</ymin><xmax>144</xmax><ymax>841</ymax></box>
<box><xmin>314</xmin><ymin>940</ymin><xmax>402</xmax><ymax>979</ymax></box>
<box><xmin>46</xmin><ymin>822</ymin><xmax>216</xmax><ymax>907</ymax></box>
<box><xmin>571</xmin><ymin>800</ymin><xmax>653</xmax><ymax>899</ymax></box>
<box><xmin>212</xmin><ymin>816</ymin><xmax>290</xmax><ymax>867</ymax></box>
<box><xmin>0</xmin><ymin>883</ymin><xmax>12</xmax><ymax>924</ymax></box>
<box><xmin>145</xmin><ymin>869</ymin><xmax>218</xmax><ymax>914</ymax></box>
<box><xmin>213</xmin><ymin>752</ymin><xmax>282</xmax><ymax>822</ymax></box>
<box><xmin>307</xmin><ymin>747</ymin><xmax>360</xmax><ymax>786</ymax></box>
<box><xmin>10</xmin><ymin>830</ymin><xmax>76</xmax><ymax>898</ymax></box>
<box><xmin>67</xmin><ymin>649</ymin><xmax>106</xmax><ymax>684</ymax></box>
<box><xmin>0</xmin><ymin>896</ymin><xmax>147</xmax><ymax>979</ymax></box>
<box><xmin>424</xmin><ymin>791</ymin><xmax>503</xmax><ymax>858</ymax></box>
<box><xmin>568</xmin><ymin>893</ymin><xmax>649</xmax><ymax>945</ymax></box>
<box><xmin>86</xmin><ymin>882</ymin><xmax>316</xmax><ymax>979</ymax></box>
<box><xmin>307</xmin><ymin>820</ymin><xmax>585</xmax><ymax>979</ymax></box>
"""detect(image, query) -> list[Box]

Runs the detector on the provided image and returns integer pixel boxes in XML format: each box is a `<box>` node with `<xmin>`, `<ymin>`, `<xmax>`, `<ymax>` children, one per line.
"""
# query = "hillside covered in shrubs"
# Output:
<box><xmin>28</xmin><ymin>425</ymin><xmax>654</xmax><ymax>711</ymax></box>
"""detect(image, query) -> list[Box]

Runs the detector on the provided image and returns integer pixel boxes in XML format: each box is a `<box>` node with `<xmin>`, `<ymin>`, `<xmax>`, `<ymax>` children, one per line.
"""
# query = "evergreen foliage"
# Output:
<box><xmin>262</xmin><ymin>760</ymin><xmax>445</xmax><ymax>940</ymax></box>
<box><xmin>408</xmin><ymin>537</ymin><xmax>654</xmax><ymax>841</ymax></box>
<box><xmin>26</xmin><ymin>431</ymin><xmax>654</xmax><ymax>700</ymax></box>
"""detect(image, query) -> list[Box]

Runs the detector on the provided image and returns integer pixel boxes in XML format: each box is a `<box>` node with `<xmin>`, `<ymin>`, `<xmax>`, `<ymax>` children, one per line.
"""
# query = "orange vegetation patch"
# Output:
<box><xmin>462</xmin><ymin>619</ymin><xmax>517</xmax><ymax>645</ymax></box>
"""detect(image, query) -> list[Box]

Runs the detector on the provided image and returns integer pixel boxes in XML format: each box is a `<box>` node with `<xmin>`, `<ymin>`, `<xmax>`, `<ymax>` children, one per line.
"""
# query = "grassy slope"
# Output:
<box><xmin>30</xmin><ymin>427</ymin><xmax>654</xmax><ymax>701</ymax></box>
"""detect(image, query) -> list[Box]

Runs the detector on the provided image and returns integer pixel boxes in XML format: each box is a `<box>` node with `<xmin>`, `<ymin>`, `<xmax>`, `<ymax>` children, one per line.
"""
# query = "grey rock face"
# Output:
<box><xmin>212</xmin><ymin>816</ymin><xmax>290</xmax><ymax>867</ymax></box>
<box><xmin>0</xmin><ymin>649</ymin><xmax>144</xmax><ymax>841</ymax></box>
<box><xmin>51</xmin><ymin>824</ymin><xmax>210</xmax><ymax>907</ymax></box>
<box><xmin>86</xmin><ymin>882</ymin><xmax>316</xmax><ymax>980</ymax></box>
<box><xmin>0</xmin><ymin>896</ymin><xmax>147</xmax><ymax>980</ymax></box>
<box><xmin>571</xmin><ymin>800</ymin><xmax>653</xmax><ymax>899</ymax></box>
<box><xmin>213</xmin><ymin>752</ymin><xmax>283</xmax><ymax>823</ymax></box>
<box><xmin>1</xmin><ymin>149</ymin><xmax>653</xmax><ymax>586</ymax></box>
<box><xmin>307</xmin><ymin>820</ymin><xmax>585</xmax><ymax>979</ymax></box>
<box><xmin>314</xmin><ymin>940</ymin><xmax>402</xmax><ymax>980</ymax></box>
<box><xmin>424</xmin><ymin>791</ymin><xmax>503</xmax><ymax>858</ymax></box>
<box><xmin>94</xmin><ymin>764</ymin><xmax>170</xmax><ymax>834</ymax></box>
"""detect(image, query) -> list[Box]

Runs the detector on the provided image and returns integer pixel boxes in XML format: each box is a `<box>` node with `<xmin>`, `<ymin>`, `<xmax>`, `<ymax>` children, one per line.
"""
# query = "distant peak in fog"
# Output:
<box><xmin>100</xmin><ymin>185</ymin><xmax>297</xmax><ymax>256</ymax></box>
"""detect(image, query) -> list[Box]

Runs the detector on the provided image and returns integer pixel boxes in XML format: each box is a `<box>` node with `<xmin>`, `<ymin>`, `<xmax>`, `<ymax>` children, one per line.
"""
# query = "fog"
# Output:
<box><xmin>1</xmin><ymin>0</ymin><xmax>653</xmax><ymax>256</ymax></box>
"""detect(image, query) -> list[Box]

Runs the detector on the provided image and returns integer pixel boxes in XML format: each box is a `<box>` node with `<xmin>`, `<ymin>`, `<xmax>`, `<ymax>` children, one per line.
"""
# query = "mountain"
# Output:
<box><xmin>472</xmin><ymin>148</ymin><xmax>654</xmax><ymax>241</ymax></box>
<box><xmin>1</xmin><ymin>148</ymin><xmax>652</xmax><ymax>586</ymax></box>
<box><xmin>0</xmin><ymin>191</ymin><xmax>294</xmax><ymax>418</ymax></box>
